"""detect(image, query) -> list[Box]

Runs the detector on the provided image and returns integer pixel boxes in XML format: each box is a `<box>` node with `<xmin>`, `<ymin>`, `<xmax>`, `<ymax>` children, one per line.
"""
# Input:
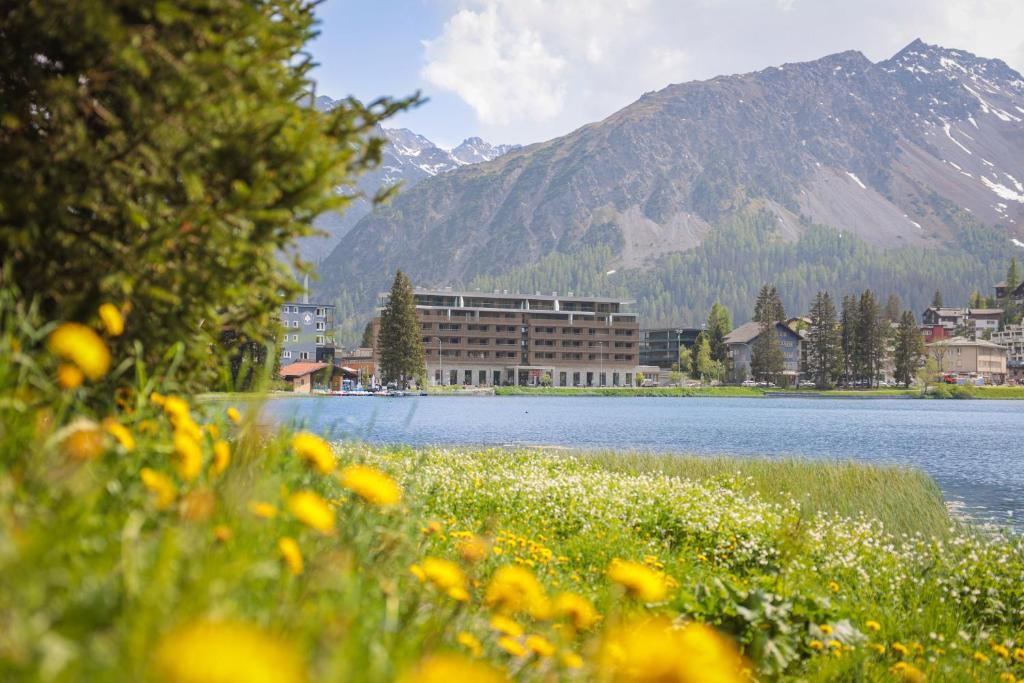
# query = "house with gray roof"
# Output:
<box><xmin>724</xmin><ymin>321</ymin><xmax>803</xmax><ymax>383</ymax></box>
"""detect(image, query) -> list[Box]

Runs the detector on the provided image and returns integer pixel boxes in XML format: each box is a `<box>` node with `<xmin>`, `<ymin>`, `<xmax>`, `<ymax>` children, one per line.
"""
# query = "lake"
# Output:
<box><xmin>259</xmin><ymin>395</ymin><xmax>1024</xmax><ymax>529</ymax></box>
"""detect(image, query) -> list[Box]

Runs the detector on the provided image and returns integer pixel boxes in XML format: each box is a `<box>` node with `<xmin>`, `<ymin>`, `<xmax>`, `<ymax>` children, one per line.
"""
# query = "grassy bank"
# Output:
<box><xmin>495</xmin><ymin>385</ymin><xmax>765</xmax><ymax>397</ymax></box>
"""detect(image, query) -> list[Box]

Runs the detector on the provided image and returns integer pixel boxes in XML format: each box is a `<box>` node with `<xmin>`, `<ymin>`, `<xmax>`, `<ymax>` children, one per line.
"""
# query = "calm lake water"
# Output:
<box><xmin>259</xmin><ymin>396</ymin><xmax>1024</xmax><ymax>529</ymax></box>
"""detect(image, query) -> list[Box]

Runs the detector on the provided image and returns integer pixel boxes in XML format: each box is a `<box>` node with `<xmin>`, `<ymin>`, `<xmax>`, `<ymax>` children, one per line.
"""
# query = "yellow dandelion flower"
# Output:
<box><xmin>819</xmin><ymin>624</ymin><xmax>833</xmax><ymax>636</ymax></box>
<box><xmin>809</xmin><ymin>640</ymin><xmax>825</xmax><ymax>651</ymax></box>
<box><xmin>57</xmin><ymin>363</ymin><xmax>84</xmax><ymax>389</ymax></box>
<box><xmin>287</xmin><ymin>491</ymin><xmax>335</xmax><ymax>534</ymax></box>
<box><xmin>162</xmin><ymin>395</ymin><xmax>191</xmax><ymax>420</ymax></box>
<box><xmin>497</xmin><ymin>635</ymin><xmax>527</xmax><ymax>657</ymax></box>
<box><xmin>828</xmin><ymin>639</ymin><xmax>842</xmax><ymax>649</ymax></box>
<box><xmin>152</xmin><ymin>620</ymin><xmax>304</xmax><ymax>683</ymax></box>
<box><xmin>398</xmin><ymin>654</ymin><xmax>503</xmax><ymax>683</ymax></box>
<box><xmin>554</xmin><ymin>592</ymin><xmax>599</xmax><ymax>630</ymax></box>
<box><xmin>828</xmin><ymin>580</ymin><xmax>840</xmax><ymax>593</ymax></box>
<box><xmin>866</xmin><ymin>620</ymin><xmax>881</xmax><ymax>632</ymax></box>
<box><xmin>49</xmin><ymin>322</ymin><xmax>110</xmax><ymax>380</ymax></box>
<box><xmin>992</xmin><ymin>643</ymin><xmax>1010</xmax><ymax>659</ymax></box>
<box><xmin>339</xmin><ymin>464</ymin><xmax>401</xmax><ymax>506</ymax></box>
<box><xmin>421</xmin><ymin>556</ymin><xmax>467</xmax><ymax>593</ymax></box>
<box><xmin>489</xmin><ymin>615</ymin><xmax>524</xmax><ymax>638</ymax></box>
<box><xmin>561</xmin><ymin>651</ymin><xmax>584</xmax><ymax>669</ymax></box>
<box><xmin>607</xmin><ymin>559</ymin><xmax>668</xmax><ymax>602</ymax></box>
<box><xmin>62</xmin><ymin>421</ymin><xmax>107</xmax><ymax>461</ymax></box>
<box><xmin>150</xmin><ymin>391</ymin><xmax>166</xmax><ymax>406</ymax></box>
<box><xmin>98</xmin><ymin>303</ymin><xmax>124</xmax><ymax>337</ymax></box>
<box><xmin>457</xmin><ymin>632</ymin><xmax>483</xmax><ymax>658</ymax></box>
<box><xmin>226</xmin><ymin>406</ymin><xmax>242</xmax><ymax>424</ymax></box>
<box><xmin>485</xmin><ymin>565</ymin><xmax>549</xmax><ymax>618</ymax></box>
<box><xmin>890</xmin><ymin>662</ymin><xmax>927</xmax><ymax>683</ymax></box>
<box><xmin>973</xmin><ymin>651</ymin><xmax>989</xmax><ymax>664</ymax></box>
<box><xmin>410</xmin><ymin>564</ymin><xmax>426</xmax><ymax>582</ymax></box>
<box><xmin>278</xmin><ymin>537</ymin><xmax>303</xmax><ymax>575</ymax></box>
<box><xmin>998</xmin><ymin>673</ymin><xmax>1015</xmax><ymax>683</ymax></box>
<box><xmin>205</xmin><ymin>423</ymin><xmax>220</xmax><ymax>439</ymax></box>
<box><xmin>102</xmin><ymin>417</ymin><xmax>135</xmax><ymax>451</ymax></box>
<box><xmin>214</xmin><ymin>525</ymin><xmax>232</xmax><ymax>543</ymax></box>
<box><xmin>892</xmin><ymin>642</ymin><xmax>909</xmax><ymax>656</ymax></box>
<box><xmin>1014</xmin><ymin>647</ymin><xmax>1024</xmax><ymax>663</ymax></box>
<box><xmin>600</xmin><ymin>619</ymin><xmax>746</xmax><ymax>683</ymax></box>
<box><xmin>457</xmin><ymin>535</ymin><xmax>490</xmax><ymax>563</ymax></box>
<box><xmin>249</xmin><ymin>502</ymin><xmax>278</xmax><ymax>519</ymax></box>
<box><xmin>172</xmin><ymin>431</ymin><xmax>203</xmax><ymax>481</ymax></box>
<box><xmin>869</xmin><ymin>643</ymin><xmax>886</xmax><ymax>654</ymax></box>
<box><xmin>212</xmin><ymin>440</ymin><xmax>230</xmax><ymax>475</ymax></box>
<box><xmin>526</xmin><ymin>634</ymin><xmax>556</xmax><ymax>658</ymax></box>
<box><xmin>141</xmin><ymin>468</ymin><xmax>176</xmax><ymax>509</ymax></box>
<box><xmin>291</xmin><ymin>432</ymin><xmax>335</xmax><ymax>474</ymax></box>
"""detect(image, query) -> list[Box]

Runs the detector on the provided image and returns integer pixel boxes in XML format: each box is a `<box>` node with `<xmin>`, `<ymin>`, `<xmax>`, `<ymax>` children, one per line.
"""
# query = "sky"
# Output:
<box><xmin>309</xmin><ymin>0</ymin><xmax>1024</xmax><ymax>148</ymax></box>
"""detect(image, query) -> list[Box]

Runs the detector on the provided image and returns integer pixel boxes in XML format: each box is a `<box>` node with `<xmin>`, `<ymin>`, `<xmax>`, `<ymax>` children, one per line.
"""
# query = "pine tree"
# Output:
<box><xmin>706</xmin><ymin>301</ymin><xmax>732</xmax><ymax>363</ymax></box>
<box><xmin>839</xmin><ymin>295</ymin><xmax>860</xmax><ymax>387</ymax></box>
<box><xmin>377</xmin><ymin>271</ymin><xmax>425</xmax><ymax>388</ymax></box>
<box><xmin>360</xmin><ymin>321</ymin><xmax>376</xmax><ymax>349</ymax></box>
<box><xmin>1003</xmin><ymin>258</ymin><xmax>1020</xmax><ymax>326</ymax></box>
<box><xmin>751</xmin><ymin>284</ymin><xmax>785</xmax><ymax>384</ymax></box>
<box><xmin>894</xmin><ymin>310</ymin><xmax>924</xmax><ymax>387</ymax></box>
<box><xmin>885</xmin><ymin>293</ymin><xmax>902</xmax><ymax>322</ymax></box>
<box><xmin>807</xmin><ymin>291</ymin><xmax>839</xmax><ymax>388</ymax></box>
<box><xmin>856</xmin><ymin>290</ymin><xmax>884</xmax><ymax>387</ymax></box>
<box><xmin>932</xmin><ymin>289</ymin><xmax>944</xmax><ymax>308</ymax></box>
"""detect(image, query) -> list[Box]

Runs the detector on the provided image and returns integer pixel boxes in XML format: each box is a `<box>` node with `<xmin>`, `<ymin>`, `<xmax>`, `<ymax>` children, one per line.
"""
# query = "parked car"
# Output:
<box><xmin>740</xmin><ymin>379</ymin><xmax>758</xmax><ymax>387</ymax></box>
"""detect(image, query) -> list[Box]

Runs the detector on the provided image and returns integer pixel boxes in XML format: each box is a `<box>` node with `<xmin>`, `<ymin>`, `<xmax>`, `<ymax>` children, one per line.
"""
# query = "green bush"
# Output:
<box><xmin>0</xmin><ymin>0</ymin><xmax>412</xmax><ymax>389</ymax></box>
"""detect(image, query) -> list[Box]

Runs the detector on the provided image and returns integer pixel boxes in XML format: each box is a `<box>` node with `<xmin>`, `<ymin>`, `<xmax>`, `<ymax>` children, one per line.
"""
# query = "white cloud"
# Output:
<box><xmin>421</xmin><ymin>0</ymin><xmax>1024</xmax><ymax>145</ymax></box>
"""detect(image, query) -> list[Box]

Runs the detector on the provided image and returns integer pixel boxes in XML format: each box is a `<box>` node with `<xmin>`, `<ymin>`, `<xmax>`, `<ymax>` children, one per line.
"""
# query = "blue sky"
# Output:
<box><xmin>309</xmin><ymin>1</ymin><xmax>1024</xmax><ymax>148</ymax></box>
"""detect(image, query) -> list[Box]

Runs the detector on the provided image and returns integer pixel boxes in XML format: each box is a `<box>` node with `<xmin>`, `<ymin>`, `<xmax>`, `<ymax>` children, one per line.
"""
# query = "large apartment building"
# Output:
<box><xmin>280</xmin><ymin>302</ymin><xmax>336</xmax><ymax>365</ymax></box>
<box><xmin>378</xmin><ymin>289</ymin><xmax>641</xmax><ymax>387</ymax></box>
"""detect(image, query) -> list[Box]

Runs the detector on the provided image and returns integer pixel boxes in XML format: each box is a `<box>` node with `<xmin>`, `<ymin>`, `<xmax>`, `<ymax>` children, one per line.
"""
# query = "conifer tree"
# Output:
<box><xmin>705</xmin><ymin>302</ymin><xmax>732</xmax><ymax>363</ymax></box>
<box><xmin>932</xmin><ymin>289</ymin><xmax>944</xmax><ymax>308</ymax></box>
<box><xmin>893</xmin><ymin>310</ymin><xmax>924</xmax><ymax>388</ymax></box>
<box><xmin>840</xmin><ymin>295</ymin><xmax>860</xmax><ymax>387</ymax></box>
<box><xmin>807</xmin><ymin>291</ymin><xmax>839</xmax><ymax>388</ymax></box>
<box><xmin>1003</xmin><ymin>258</ymin><xmax>1020</xmax><ymax>326</ymax></box>
<box><xmin>856</xmin><ymin>290</ymin><xmax>884</xmax><ymax>387</ymax></box>
<box><xmin>885</xmin><ymin>293</ymin><xmax>902</xmax><ymax>322</ymax></box>
<box><xmin>751</xmin><ymin>284</ymin><xmax>785</xmax><ymax>384</ymax></box>
<box><xmin>378</xmin><ymin>271</ymin><xmax>425</xmax><ymax>388</ymax></box>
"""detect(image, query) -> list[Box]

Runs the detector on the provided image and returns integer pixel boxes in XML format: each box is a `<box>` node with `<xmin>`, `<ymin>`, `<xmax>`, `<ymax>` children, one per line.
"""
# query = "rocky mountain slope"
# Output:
<box><xmin>316</xmin><ymin>41</ymin><xmax>1024</xmax><ymax>334</ymax></box>
<box><xmin>300</xmin><ymin>96</ymin><xmax>516</xmax><ymax>262</ymax></box>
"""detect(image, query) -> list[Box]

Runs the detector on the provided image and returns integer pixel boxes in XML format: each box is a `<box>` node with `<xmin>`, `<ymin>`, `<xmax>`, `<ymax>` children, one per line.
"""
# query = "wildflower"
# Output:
<box><xmin>554</xmin><ymin>592</ymin><xmax>599</xmax><ymax>630</ymax></box>
<box><xmin>98</xmin><ymin>303</ymin><xmax>124</xmax><ymax>336</ymax></box>
<box><xmin>172</xmin><ymin>431</ymin><xmax>203</xmax><ymax>481</ymax></box>
<box><xmin>226</xmin><ymin>406</ymin><xmax>242</xmax><ymax>424</ymax></box>
<box><xmin>57</xmin><ymin>364</ymin><xmax>84</xmax><ymax>389</ymax></box>
<box><xmin>890</xmin><ymin>662</ymin><xmax>926</xmax><ymax>682</ymax></box>
<box><xmin>457</xmin><ymin>535</ymin><xmax>489</xmax><ymax>563</ymax></box>
<box><xmin>278</xmin><ymin>537</ymin><xmax>303</xmax><ymax>575</ymax></box>
<box><xmin>141</xmin><ymin>468</ymin><xmax>176</xmax><ymax>509</ymax></box>
<box><xmin>866</xmin><ymin>620</ymin><xmax>881</xmax><ymax>632</ymax></box>
<box><xmin>607</xmin><ymin>559</ymin><xmax>668</xmax><ymax>602</ymax></box>
<box><xmin>422</xmin><ymin>519</ymin><xmax>443</xmax><ymax>535</ymax></box>
<box><xmin>828</xmin><ymin>580</ymin><xmax>840</xmax><ymax>593</ymax></box>
<box><xmin>205</xmin><ymin>423</ymin><xmax>220</xmax><ymax>439</ymax></box>
<box><xmin>485</xmin><ymin>565</ymin><xmax>550</xmax><ymax>618</ymax></box>
<box><xmin>62</xmin><ymin>421</ymin><xmax>106</xmax><ymax>461</ymax></box>
<box><xmin>998</xmin><ymin>674</ymin><xmax>1015</xmax><ymax>683</ymax></box>
<box><xmin>497</xmin><ymin>635</ymin><xmax>527</xmax><ymax>657</ymax></box>
<box><xmin>1015</xmin><ymin>647</ymin><xmax>1024</xmax><ymax>663</ymax></box>
<box><xmin>180</xmin><ymin>490</ymin><xmax>215</xmax><ymax>522</ymax></box>
<box><xmin>214</xmin><ymin>525</ymin><xmax>232</xmax><ymax>543</ymax></box>
<box><xmin>489</xmin><ymin>615</ymin><xmax>524</xmax><ymax>637</ymax></box>
<box><xmin>892</xmin><ymin>642</ymin><xmax>909</xmax><ymax>656</ymax></box>
<box><xmin>600</xmin><ymin>619</ymin><xmax>745</xmax><ymax>683</ymax></box>
<box><xmin>249</xmin><ymin>502</ymin><xmax>278</xmax><ymax>519</ymax></box>
<box><xmin>561</xmin><ymin>651</ymin><xmax>584</xmax><ymax>669</ymax></box>
<box><xmin>339</xmin><ymin>464</ymin><xmax>401</xmax><ymax>506</ymax></box>
<box><xmin>991</xmin><ymin>643</ymin><xmax>1010</xmax><ymax>659</ymax></box>
<box><xmin>457</xmin><ymin>632</ymin><xmax>483</xmax><ymax>658</ymax></box>
<box><xmin>212</xmin><ymin>440</ymin><xmax>230</xmax><ymax>475</ymax></box>
<box><xmin>152</xmin><ymin>620</ymin><xmax>304</xmax><ymax>683</ymax></box>
<box><xmin>287</xmin><ymin>491</ymin><xmax>335</xmax><ymax>534</ymax></box>
<box><xmin>526</xmin><ymin>634</ymin><xmax>556</xmax><ymax>658</ymax></box>
<box><xmin>828</xmin><ymin>639</ymin><xmax>842</xmax><ymax>649</ymax></box>
<box><xmin>420</xmin><ymin>557</ymin><xmax>468</xmax><ymax>600</ymax></box>
<box><xmin>291</xmin><ymin>432</ymin><xmax>335</xmax><ymax>474</ymax></box>
<box><xmin>868</xmin><ymin>643</ymin><xmax>886</xmax><ymax>654</ymax></box>
<box><xmin>150</xmin><ymin>391</ymin><xmax>166</xmax><ymax>406</ymax></box>
<box><xmin>162</xmin><ymin>395</ymin><xmax>191</xmax><ymax>420</ymax></box>
<box><xmin>49</xmin><ymin>322</ymin><xmax>110</xmax><ymax>380</ymax></box>
<box><xmin>809</xmin><ymin>640</ymin><xmax>825</xmax><ymax>651</ymax></box>
<box><xmin>409</xmin><ymin>564</ymin><xmax>426</xmax><ymax>582</ymax></box>
<box><xmin>398</xmin><ymin>654</ymin><xmax>503</xmax><ymax>683</ymax></box>
<box><xmin>819</xmin><ymin>624</ymin><xmax>833</xmax><ymax>636</ymax></box>
<box><xmin>103</xmin><ymin>417</ymin><xmax>135</xmax><ymax>451</ymax></box>
<box><xmin>973</xmin><ymin>651</ymin><xmax>989</xmax><ymax>664</ymax></box>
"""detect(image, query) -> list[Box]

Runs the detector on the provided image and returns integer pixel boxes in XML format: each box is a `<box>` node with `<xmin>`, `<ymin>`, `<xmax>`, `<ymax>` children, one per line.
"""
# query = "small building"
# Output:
<box><xmin>967</xmin><ymin>308</ymin><xmax>1003</xmax><ymax>336</ymax></box>
<box><xmin>280</xmin><ymin>361</ymin><xmax>330</xmax><ymax>393</ymax></box>
<box><xmin>994</xmin><ymin>280</ymin><xmax>1024</xmax><ymax>303</ymax></box>
<box><xmin>639</xmin><ymin>327</ymin><xmax>701</xmax><ymax>368</ymax></box>
<box><xmin>921</xmin><ymin>306</ymin><xmax>966</xmax><ymax>332</ymax></box>
<box><xmin>921</xmin><ymin>306</ymin><xmax>1003</xmax><ymax>339</ymax></box>
<box><xmin>280</xmin><ymin>301</ymin><xmax>336</xmax><ymax>366</ymax></box>
<box><xmin>336</xmin><ymin>347</ymin><xmax>376</xmax><ymax>380</ymax></box>
<box><xmin>926</xmin><ymin>337</ymin><xmax>1008</xmax><ymax>385</ymax></box>
<box><xmin>724</xmin><ymin>321</ymin><xmax>803</xmax><ymax>383</ymax></box>
<box><xmin>991</xmin><ymin>324</ymin><xmax>1024</xmax><ymax>383</ymax></box>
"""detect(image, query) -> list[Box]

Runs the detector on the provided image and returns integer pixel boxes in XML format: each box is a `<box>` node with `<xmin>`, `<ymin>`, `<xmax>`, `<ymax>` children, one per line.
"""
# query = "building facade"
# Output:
<box><xmin>926</xmin><ymin>337</ymin><xmax>1008</xmax><ymax>384</ymax></box>
<box><xmin>921</xmin><ymin>306</ymin><xmax>1003</xmax><ymax>339</ymax></box>
<box><xmin>991</xmin><ymin>324</ymin><xmax>1024</xmax><ymax>382</ymax></box>
<box><xmin>639</xmin><ymin>327</ymin><xmax>702</xmax><ymax>368</ymax></box>
<box><xmin>280</xmin><ymin>302</ymin><xmax>336</xmax><ymax>366</ymax></box>
<box><xmin>724</xmin><ymin>321</ymin><xmax>803</xmax><ymax>382</ymax></box>
<box><xmin>378</xmin><ymin>289</ymin><xmax>641</xmax><ymax>387</ymax></box>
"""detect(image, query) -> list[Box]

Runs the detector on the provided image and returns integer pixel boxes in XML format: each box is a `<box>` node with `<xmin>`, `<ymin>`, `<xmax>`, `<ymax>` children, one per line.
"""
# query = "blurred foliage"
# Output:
<box><xmin>0</xmin><ymin>0</ymin><xmax>414</xmax><ymax>389</ymax></box>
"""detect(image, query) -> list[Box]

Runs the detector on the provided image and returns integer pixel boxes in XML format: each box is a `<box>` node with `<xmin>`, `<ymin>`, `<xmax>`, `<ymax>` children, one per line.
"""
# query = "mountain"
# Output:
<box><xmin>299</xmin><ymin>96</ymin><xmax>517</xmax><ymax>262</ymax></box>
<box><xmin>316</xmin><ymin>41</ymin><xmax>1024</xmax><ymax>339</ymax></box>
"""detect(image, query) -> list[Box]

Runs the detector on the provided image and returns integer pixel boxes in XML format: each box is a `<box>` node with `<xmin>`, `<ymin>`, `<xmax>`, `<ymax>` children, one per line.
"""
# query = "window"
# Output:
<box><xmin>299</xmin><ymin>352</ymin><xmax>309</xmax><ymax>360</ymax></box>
<box><xmin>479</xmin><ymin>370</ymin><xmax>487</xmax><ymax>385</ymax></box>
<box><xmin>464</xmin><ymin>370</ymin><xmax>472</xmax><ymax>385</ymax></box>
<box><xmin>283</xmin><ymin>351</ymin><xmax>292</xmax><ymax>359</ymax></box>
<box><xmin>559</xmin><ymin>372</ymin><xmax>567</xmax><ymax>386</ymax></box>
<box><xmin>316</xmin><ymin>335</ymin><xmax>324</xmax><ymax>345</ymax></box>
<box><xmin>316</xmin><ymin>322</ymin><xmax>325</xmax><ymax>331</ymax></box>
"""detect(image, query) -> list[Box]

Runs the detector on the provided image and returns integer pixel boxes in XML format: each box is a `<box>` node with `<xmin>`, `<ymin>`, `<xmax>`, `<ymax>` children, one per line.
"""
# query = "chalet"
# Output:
<box><xmin>994</xmin><ymin>280</ymin><xmax>1024</xmax><ymax>303</ymax></box>
<box><xmin>724</xmin><ymin>321</ymin><xmax>803</xmax><ymax>383</ymax></box>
